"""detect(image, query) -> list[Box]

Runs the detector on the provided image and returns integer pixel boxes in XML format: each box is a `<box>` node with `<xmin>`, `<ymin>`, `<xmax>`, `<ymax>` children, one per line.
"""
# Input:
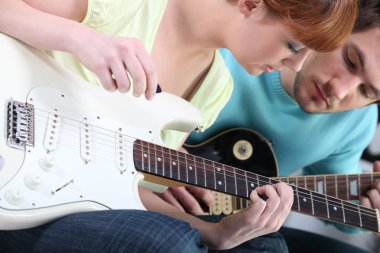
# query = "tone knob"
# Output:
<box><xmin>39</xmin><ymin>155</ymin><xmax>56</xmax><ymax>172</ymax></box>
<box><xmin>24</xmin><ymin>175</ymin><xmax>41</xmax><ymax>190</ymax></box>
<box><xmin>4</xmin><ymin>188</ymin><xmax>23</xmax><ymax>205</ymax></box>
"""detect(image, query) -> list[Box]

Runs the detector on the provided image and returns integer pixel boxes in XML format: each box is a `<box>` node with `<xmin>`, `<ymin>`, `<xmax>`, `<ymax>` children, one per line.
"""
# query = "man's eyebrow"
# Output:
<box><xmin>351</xmin><ymin>43</ymin><xmax>365</xmax><ymax>70</ymax></box>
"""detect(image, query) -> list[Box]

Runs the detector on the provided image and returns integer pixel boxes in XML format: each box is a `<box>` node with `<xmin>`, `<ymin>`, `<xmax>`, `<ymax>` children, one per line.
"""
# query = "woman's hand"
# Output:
<box><xmin>71</xmin><ymin>29</ymin><xmax>159</xmax><ymax>100</ymax></box>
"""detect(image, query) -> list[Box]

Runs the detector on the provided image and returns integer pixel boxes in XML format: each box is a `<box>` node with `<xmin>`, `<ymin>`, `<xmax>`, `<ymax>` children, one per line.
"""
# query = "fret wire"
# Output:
<box><xmin>324</xmin><ymin>175</ymin><xmax>327</xmax><ymax>195</ymax></box>
<box><xmin>325</xmin><ymin>194</ymin><xmax>330</xmax><ymax>219</ymax></box>
<box><xmin>358</xmin><ymin>205</ymin><xmax>363</xmax><ymax>227</ymax></box>
<box><xmin>223</xmin><ymin>164</ymin><xmax>227</xmax><ymax>193</ymax></box>
<box><xmin>213</xmin><ymin>161</ymin><xmax>217</xmax><ymax>190</ymax></box>
<box><xmin>346</xmin><ymin>174</ymin><xmax>349</xmax><ymax>201</ymax></box>
<box><xmin>342</xmin><ymin>200</ymin><xmax>346</xmax><ymax>223</ymax></box>
<box><xmin>311</xmin><ymin>190</ymin><xmax>315</xmax><ymax>214</ymax></box>
<box><xmin>177</xmin><ymin>149</ymin><xmax>181</xmax><ymax>182</ymax></box>
<box><xmin>168</xmin><ymin>148</ymin><xmax>172</xmax><ymax>179</ymax></box>
<box><xmin>295</xmin><ymin>182</ymin><xmax>300</xmax><ymax>211</ymax></box>
<box><xmin>161</xmin><ymin>145</ymin><xmax>165</xmax><ymax>177</ymax></box>
<box><xmin>245</xmin><ymin>170</ymin><xmax>249</xmax><ymax>198</ymax></box>
<box><xmin>233</xmin><ymin>167</ymin><xmax>238</xmax><ymax>196</ymax></box>
<box><xmin>194</xmin><ymin>155</ymin><xmax>198</xmax><ymax>186</ymax></box>
<box><xmin>358</xmin><ymin>174</ymin><xmax>361</xmax><ymax>198</ymax></box>
<box><xmin>335</xmin><ymin>175</ymin><xmax>338</xmax><ymax>198</ymax></box>
<box><xmin>202</xmin><ymin>157</ymin><xmax>206</xmax><ymax>187</ymax></box>
<box><xmin>133</xmin><ymin>142</ymin><xmax>379</xmax><ymax>219</ymax></box>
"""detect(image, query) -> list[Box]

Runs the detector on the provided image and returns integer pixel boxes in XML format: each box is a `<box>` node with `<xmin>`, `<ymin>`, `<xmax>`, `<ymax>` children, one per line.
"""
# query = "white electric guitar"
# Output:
<box><xmin>0</xmin><ymin>34</ymin><xmax>379</xmax><ymax>234</ymax></box>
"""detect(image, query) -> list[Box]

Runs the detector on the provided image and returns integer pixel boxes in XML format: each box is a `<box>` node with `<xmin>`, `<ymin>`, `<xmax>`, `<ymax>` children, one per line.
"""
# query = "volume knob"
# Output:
<box><xmin>39</xmin><ymin>155</ymin><xmax>56</xmax><ymax>172</ymax></box>
<box><xmin>4</xmin><ymin>188</ymin><xmax>23</xmax><ymax>205</ymax></box>
<box><xmin>24</xmin><ymin>175</ymin><xmax>41</xmax><ymax>190</ymax></box>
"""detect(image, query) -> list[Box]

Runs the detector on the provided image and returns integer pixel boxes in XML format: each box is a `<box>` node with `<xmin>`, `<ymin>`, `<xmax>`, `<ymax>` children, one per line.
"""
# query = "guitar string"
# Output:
<box><xmin>31</xmin><ymin>110</ymin><xmax>379</xmax><ymax>220</ymax></box>
<box><xmin>32</xmin><ymin>111</ymin><xmax>379</xmax><ymax>220</ymax></box>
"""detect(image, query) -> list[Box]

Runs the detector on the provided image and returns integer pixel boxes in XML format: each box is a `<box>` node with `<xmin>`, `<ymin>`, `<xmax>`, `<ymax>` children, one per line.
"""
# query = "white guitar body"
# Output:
<box><xmin>0</xmin><ymin>34</ymin><xmax>201</xmax><ymax>230</ymax></box>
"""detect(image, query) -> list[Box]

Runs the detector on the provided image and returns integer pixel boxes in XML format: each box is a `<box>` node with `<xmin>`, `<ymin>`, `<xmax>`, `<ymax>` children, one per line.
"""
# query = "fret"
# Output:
<box><xmin>342</xmin><ymin>202</ymin><xmax>361</xmax><ymax>228</ymax></box>
<box><xmin>306</xmin><ymin>176</ymin><xmax>315</xmax><ymax>192</ymax></box>
<box><xmin>311</xmin><ymin>192</ymin><xmax>328</xmax><ymax>219</ymax></box>
<box><xmin>154</xmin><ymin>144</ymin><xmax>163</xmax><ymax>176</ymax></box>
<box><xmin>341</xmin><ymin>200</ymin><xmax>346</xmax><ymax>223</ymax></box>
<box><xmin>199</xmin><ymin>157</ymin><xmax>206</xmax><ymax>187</ymax></box>
<box><xmin>225</xmin><ymin>165</ymin><xmax>237</xmax><ymax>196</ymax></box>
<box><xmin>288</xmin><ymin>177</ymin><xmax>296</xmax><ymax>187</ymax></box>
<box><xmin>297</xmin><ymin>176</ymin><xmax>305</xmax><ymax>188</ymax></box>
<box><xmin>233</xmin><ymin>167</ymin><xmax>238</xmax><ymax>195</ymax></box>
<box><xmin>167</xmin><ymin>147</ymin><xmax>172</xmax><ymax>179</ymax></box>
<box><xmin>245</xmin><ymin>173</ymin><xmax>260</xmax><ymax>196</ymax></box>
<box><xmin>186</xmin><ymin>154</ymin><xmax>196</xmax><ymax>185</ymax></box>
<box><xmin>361</xmin><ymin>206</ymin><xmax>380</xmax><ymax>232</ymax></box>
<box><xmin>294</xmin><ymin>184</ymin><xmax>300</xmax><ymax>211</ymax></box>
<box><xmin>171</xmin><ymin>149</ymin><xmax>180</xmax><ymax>181</ymax></box>
<box><xmin>295</xmin><ymin>188</ymin><xmax>312</xmax><ymax>214</ymax></box>
<box><xmin>360</xmin><ymin>174</ymin><xmax>372</xmax><ymax>197</ymax></box>
<box><xmin>235</xmin><ymin>169</ymin><xmax>248</xmax><ymax>197</ymax></box>
<box><xmin>153</xmin><ymin>143</ymin><xmax>158</xmax><ymax>175</ymax></box>
<box><xmin>204</xmin><ymin>160</ymin><xmax>215</xmax><ymax>189</ymax></box>
<box><xmin>223</xmin><ymin>164</ymin><xmax>227</xmax><ymax>193</ymax></box>
<box><xmin>140</xmin><ymin>140</ymin><xmax>145</xmax><ymax>172</ymax></box>
<box><xmin>327</xmin><ymin>196</ymin><xmax>344</xmax><ymax>223</ymax></box>
<box><xmin>325</xmin><ymin>194</ymin><xmax>330</xmax><ymax>219</ymax></box>
<box><xmin>148</xmin><ymin>142</ymin><xmax>153</xmax><ymax>173</ymax></box>
<box><xmin>214</xmin><ymin>163</ymin><xmax>225</xmax><ymax>192</ymax></box>
<box><xmin>336</xmin><ymin>174</ymin><xmax>348</xmax><ymax>200</ymax></box>
<box><xmin>213</xmin><ymin>162</ymin><xmax>217</xmax><ymax>190</ymax></box>
<box><xmin>326</xmin><ymin>175</ymin><xmax>336</xmax><ymax>197</ymax></box>
<box><xmin>358</xmin><ymin>204</ymin><xmax>363</xmax><ymax>228</ymax></box>
<box><xmin>194</xmin><ymin>156</ymin><xmax>206</xmax><ymax>187</ymax></box>
<box><xmin>335</xmin><ymin>175</ymin><xmax>338</xmax><ymax>198</ymax></box>
<box><xmin>346</xmin><ymin>174</ymin><xmax>349</xmax><ymax>200</ymax></box>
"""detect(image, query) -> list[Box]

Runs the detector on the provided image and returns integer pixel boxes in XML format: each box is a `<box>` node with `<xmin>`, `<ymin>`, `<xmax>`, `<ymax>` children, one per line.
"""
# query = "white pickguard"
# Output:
<box><xmin>0</xmin><ymin>34</ymin><xmax>201</xmax><ymax>229</ymax></box>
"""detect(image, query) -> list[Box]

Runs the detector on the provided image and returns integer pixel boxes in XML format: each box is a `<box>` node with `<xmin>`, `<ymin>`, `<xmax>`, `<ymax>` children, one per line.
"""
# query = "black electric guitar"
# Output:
<box><xmin>185</xmin><ymin>128</ymin><xmax>380</xmax><ymax>214</ymax></box>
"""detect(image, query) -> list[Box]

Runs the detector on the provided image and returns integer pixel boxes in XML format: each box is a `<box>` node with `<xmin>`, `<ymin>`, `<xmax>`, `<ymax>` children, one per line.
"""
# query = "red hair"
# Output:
<box><xmin>265</xmin><ymin>0</ymin><xmax>358</xmax><ymax>52</ymax></box>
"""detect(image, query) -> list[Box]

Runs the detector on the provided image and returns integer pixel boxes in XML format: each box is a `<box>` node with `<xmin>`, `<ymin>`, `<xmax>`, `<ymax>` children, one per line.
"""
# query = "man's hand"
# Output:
<box><xmin>155</xmin><ymin>186</ymin><xmax>214</xmax><ymax>215</ymax></box>
<box><xmin>360</xmin><ymin>161</ymin><xmax>380</xmax><ymax>210</ymax></box>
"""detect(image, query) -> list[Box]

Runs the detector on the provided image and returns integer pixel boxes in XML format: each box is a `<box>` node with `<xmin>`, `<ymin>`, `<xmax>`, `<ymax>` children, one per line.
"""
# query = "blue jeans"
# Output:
<box><xmin>0</xmin><ymin>210</ymin><xmax>206</xmax><ymax>253</ymax></box>
<box><xmin>200</xmin><ymin>215</ymin><xmax>289</xmax><ymax>253</ymax></box>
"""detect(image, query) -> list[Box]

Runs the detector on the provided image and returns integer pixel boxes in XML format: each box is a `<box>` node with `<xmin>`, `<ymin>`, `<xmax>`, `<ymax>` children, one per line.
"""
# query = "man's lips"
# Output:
<box><xmin>314</xmin><ymin>81</ymin><xmax>329</xmax><ymax>107</ymax></box>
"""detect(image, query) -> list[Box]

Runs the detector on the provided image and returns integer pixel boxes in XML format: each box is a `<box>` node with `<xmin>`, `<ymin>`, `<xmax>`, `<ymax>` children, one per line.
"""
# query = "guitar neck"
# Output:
<box><xmin>133</xmin><ymin>140</ymin><xmax>380</xmax><ymax>233</ymax></box>
<box><xmin>277</xmin><ymin>173</ymin><xmax>380</xmax><ymax>201</ymax></box>
<box><xmin>228</xmin><ymin>172</ymin><xmax>380</xmax><ymax>213</ymax></box>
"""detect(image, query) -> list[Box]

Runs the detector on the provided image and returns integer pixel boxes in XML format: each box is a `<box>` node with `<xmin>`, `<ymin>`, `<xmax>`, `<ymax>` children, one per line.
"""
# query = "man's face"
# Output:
<box><xmin>291</xmin><ymin>27</ymin><xmax>380</xmax><ymax>113</ymax></box>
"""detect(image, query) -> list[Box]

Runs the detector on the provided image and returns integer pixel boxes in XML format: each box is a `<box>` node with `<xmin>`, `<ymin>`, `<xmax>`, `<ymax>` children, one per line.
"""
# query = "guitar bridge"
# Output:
<box><xmin>7</xmin><ymin>99</ymin><xmax>34</xmax><ymax>149</ymax></box>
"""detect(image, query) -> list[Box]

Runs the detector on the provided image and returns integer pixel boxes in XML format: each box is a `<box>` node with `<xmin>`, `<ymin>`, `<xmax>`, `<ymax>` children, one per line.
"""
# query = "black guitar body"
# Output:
<box><xmin>185</xmin><ymin>128</ymin><xmax>278</xmax><ymax>177</ymax></box>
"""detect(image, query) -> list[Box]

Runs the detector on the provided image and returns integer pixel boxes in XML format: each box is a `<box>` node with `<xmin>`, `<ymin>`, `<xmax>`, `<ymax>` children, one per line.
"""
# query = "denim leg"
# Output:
<box><xmin>199</xmin><ymin>215</ymin><xmax>289</xmax><ymax>253</ymax></box>
<box><xmin>0</xmin><ymin>210</ymin><xmax>207</xmax><ymax>253</ymax></box>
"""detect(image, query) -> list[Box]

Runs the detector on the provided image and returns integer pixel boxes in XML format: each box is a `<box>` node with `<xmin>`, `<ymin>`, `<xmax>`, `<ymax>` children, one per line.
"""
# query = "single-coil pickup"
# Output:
<box><xmin>43</xmin><ymin>113</ymin><xmax>61</xmax><ymax>152</ymax></box>
<box><xmin>80</xmin><ymin>120</ymin><xmax>93</xmax><ymax>164</ymax></box>
<box><xmin>115</xmin><ymin>130</ymin><xmax>127</xmax><ymax>172</ymax></box>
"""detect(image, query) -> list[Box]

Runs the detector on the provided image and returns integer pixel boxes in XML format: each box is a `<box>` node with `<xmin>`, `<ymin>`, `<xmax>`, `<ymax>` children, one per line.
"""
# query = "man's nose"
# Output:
<box><xmin>327</xmin><ymin>75</ymin><xmax>361</xmax><ymax>100</ymax></box>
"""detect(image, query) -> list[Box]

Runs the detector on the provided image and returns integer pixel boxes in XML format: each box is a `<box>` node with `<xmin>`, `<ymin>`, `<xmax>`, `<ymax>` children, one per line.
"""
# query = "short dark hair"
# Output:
<box><xmin>354</xmin><ymin>0</ymin><xmax>380</xmax><ymax>32</ymax></box>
